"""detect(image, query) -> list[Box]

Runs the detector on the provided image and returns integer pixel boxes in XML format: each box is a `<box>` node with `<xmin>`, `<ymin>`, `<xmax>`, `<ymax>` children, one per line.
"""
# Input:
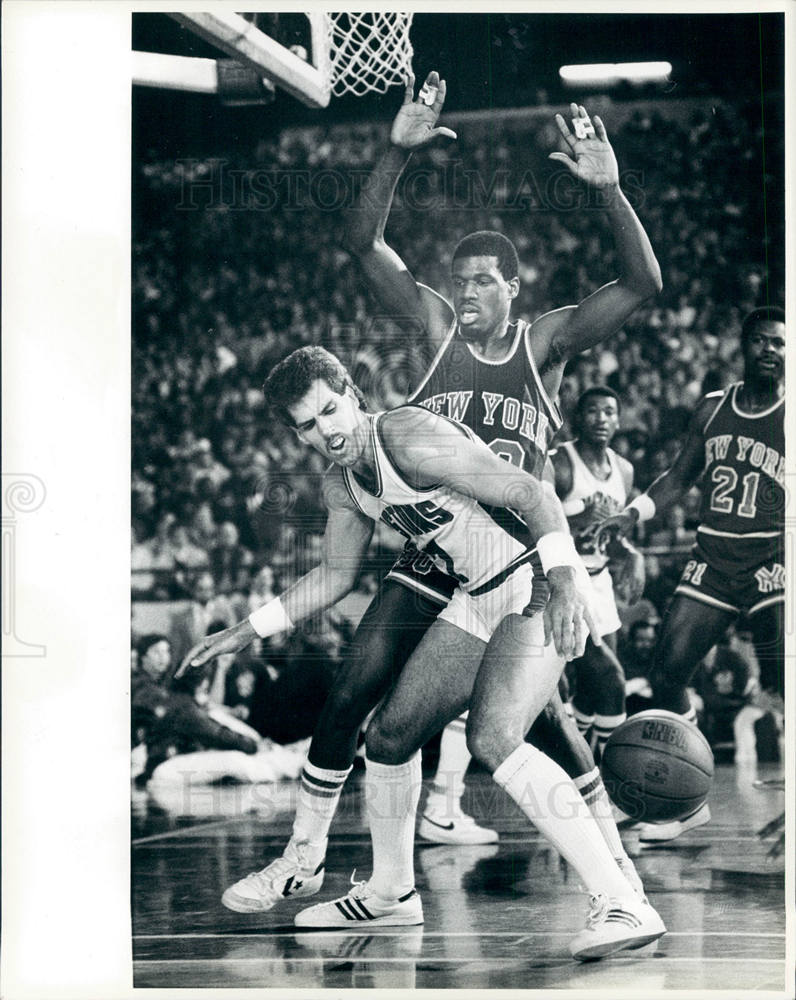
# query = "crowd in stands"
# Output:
<box><xmin>131</xmin><ymin>95</ymin><xmax>783</xmax><ymax>772</ymax></box>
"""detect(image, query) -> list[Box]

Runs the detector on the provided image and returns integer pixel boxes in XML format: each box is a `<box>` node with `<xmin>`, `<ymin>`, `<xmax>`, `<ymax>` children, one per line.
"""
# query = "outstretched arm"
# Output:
<box><xmin>176</xmin><ymin>469</ymin><xmax>374</xmax><ymax>674</ymax></box>
<box><xmin>599</xmin><ymin>395</ymin><xmax>715</xmax><ymax>543</ymax></box>
<box><xmin>532</xmin><ymin>104</ymin><xmax>662</xmax><ymax>387</ymax></box>
<box><xmin>343</xmin><ymin>71</ymin><xmax>457</xmax><ymax>341</ymax></box>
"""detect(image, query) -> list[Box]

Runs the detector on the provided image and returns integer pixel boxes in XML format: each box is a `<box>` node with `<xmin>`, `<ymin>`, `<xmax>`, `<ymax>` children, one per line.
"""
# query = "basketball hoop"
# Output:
<box><xmin>136</xmin><ymin>12</ymin><xmax>414</xmax><ymax>108</ymax></box>
<box><xmin>326</xmin><ymin>13</ymin><xmax>414</xmax><ymax>97</ymax></box>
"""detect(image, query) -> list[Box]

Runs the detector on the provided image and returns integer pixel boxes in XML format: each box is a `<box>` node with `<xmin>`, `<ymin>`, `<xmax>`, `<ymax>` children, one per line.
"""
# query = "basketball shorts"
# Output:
<box><xmin>588</xmin><ymin>566</ymin><xmax>621</xmax><ymax>638</ymax></box>
<box><xmin>674</xmin><ymin>530</ymin><xmax>785</xmax><ymax>617</ymax></box>
<box><xmin>439</xmin><ymin>558</ymin><xmax>550</xmax><ymax>644</ymax></box>
<box><xmin>387</xmin><ymin>542</ymin><xmax>550</xmax><ymax>642</ymax></box>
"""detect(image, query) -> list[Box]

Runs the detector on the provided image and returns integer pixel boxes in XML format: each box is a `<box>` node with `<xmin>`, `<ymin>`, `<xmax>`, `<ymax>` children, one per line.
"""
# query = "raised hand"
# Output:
<box><xmin>549</xmin><ymin>103</ymin><xmax>619</xmax><ymax>189</ymax></box>
<box><xmin>390</xmin><ymin>70</ymin><xmax>457</xmax><ymax>150</ymax></box>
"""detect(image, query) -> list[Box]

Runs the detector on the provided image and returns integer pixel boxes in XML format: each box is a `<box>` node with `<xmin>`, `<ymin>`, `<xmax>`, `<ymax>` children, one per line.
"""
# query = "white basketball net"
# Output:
<box><xmin>326</xmin><ymin>13</ymin><xmax>414</xmax><ymax>97</ymax></box>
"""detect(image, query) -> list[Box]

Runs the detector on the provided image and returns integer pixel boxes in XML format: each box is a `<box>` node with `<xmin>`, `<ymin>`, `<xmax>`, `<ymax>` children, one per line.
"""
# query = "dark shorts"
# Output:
<box><xmin>673</xmin><ymin>531</ymin><xmax>784</xmax><ymax>617</ymax></box>
<box><xmin>385</xmin><ymin>542</ymin><xmax>457</xmax><ymax>607</ymax></box>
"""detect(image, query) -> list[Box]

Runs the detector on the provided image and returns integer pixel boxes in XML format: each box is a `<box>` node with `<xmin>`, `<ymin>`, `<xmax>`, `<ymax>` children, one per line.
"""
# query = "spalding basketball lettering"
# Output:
<box><xmin>641</xmin><ymin>720</ymin><xmax>689</xmax><ymax>752</ymax></box>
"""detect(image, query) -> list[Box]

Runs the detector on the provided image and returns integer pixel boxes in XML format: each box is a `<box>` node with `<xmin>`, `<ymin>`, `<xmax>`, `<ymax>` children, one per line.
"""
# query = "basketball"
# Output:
<box><xmin>601</xmin><ymin>710</ymin><xmax>714</xmax><ymax>823</ymax></box>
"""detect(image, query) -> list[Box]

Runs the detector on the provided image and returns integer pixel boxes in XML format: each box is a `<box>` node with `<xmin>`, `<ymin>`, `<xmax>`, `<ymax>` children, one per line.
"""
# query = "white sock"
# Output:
<box><xmin>427</xmin><ymin>714</ymin><xmax>470</xmax><ymax>816</ymax></box>
<box><xmin>290</xmin><ymin>761</ymin><xmax>352</xmax><ymax>859</ymax></box>
<box><xmin>573</xmin><ymin>767</ymin><xmax>628</xmax><ymax>861</ymax></box>
<box><xmin>563</xmin><ymin>700</ymin><xmax>575</xmax><ymax>719</ymax></box>
<box><xmin>573</xmin><ymin>706</ymin><xmax>595</xmax><ymax>736</ymax></box>
<box><xmin>593</xmin><ymin>712</ymin><xmax>626</xmax><ymax>756</ymax></box>
<box><xmin>365</xmin><ymin>753</ymin><xmax>422</xmax><ymax>899</ymax></box>
<box><xmin>493</xmin><ymin>744</ymin><xmax>632</xmax><ymax>898</ymax></box>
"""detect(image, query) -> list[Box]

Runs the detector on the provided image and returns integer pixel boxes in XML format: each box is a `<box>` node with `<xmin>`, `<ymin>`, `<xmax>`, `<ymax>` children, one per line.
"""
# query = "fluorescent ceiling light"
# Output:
<box><xmin>559</xmin><ymin>62</ymin><xmax>672</xmax><ymax>84</ymax></box>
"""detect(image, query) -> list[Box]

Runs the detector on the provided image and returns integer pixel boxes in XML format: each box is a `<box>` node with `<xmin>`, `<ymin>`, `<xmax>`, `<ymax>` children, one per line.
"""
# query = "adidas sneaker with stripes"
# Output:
<box><xmin>295</xmin><ymin>879</ymin><xmax>424</xmax><ymax>928</ymax></box>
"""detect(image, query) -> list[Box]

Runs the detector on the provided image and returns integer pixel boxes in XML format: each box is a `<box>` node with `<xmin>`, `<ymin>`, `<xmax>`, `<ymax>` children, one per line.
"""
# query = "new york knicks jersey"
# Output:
<box><xmin>696</xmin><ymin>382</ymin><xmax>784</xmax><ymax>570</ymax></box>
<box><xmin>407</xmin><ymin>320</ymin><xmax>562</xmax><ymax>479</ymax></box>
<box><xmin>558</xmin><ymin>440</ymin><xmax>627</xmax><ymax>572</ymax></box>
<box><xmin>342</xmin><ymin>409</ymin><xmax>532</xmax><ymax>594</ymax></box>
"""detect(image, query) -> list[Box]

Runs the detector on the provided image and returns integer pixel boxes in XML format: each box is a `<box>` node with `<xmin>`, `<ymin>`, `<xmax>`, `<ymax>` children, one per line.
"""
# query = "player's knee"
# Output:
<box><xmin>466</xmin><ymin>714</ymin><xmax>520</xmax><ymax>773</ymax></box>
<box><xmin>364</xmin><ymin>714</ymin><xmax>412</xmax><ymax>765</ymax></box>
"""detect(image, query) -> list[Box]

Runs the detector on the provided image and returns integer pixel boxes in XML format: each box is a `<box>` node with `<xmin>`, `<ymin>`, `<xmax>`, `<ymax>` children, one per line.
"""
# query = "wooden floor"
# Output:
<box><xmin>132</xmin><ymin>762</ymin><xmax>788</xmax><ymax>992</ymax></box>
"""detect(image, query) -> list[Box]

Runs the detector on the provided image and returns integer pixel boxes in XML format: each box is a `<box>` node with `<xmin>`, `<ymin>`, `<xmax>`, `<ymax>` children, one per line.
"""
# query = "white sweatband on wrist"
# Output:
<box><xmin>248</xmin><ymin>597</ymin><xmax>293</xmax><ymax>639</ymax></box>
<box><xmin>536</xmin><ymin>531</ymin><xmax>580</xmax><ymax>575</ymax></box>
<box><xmin>562</xmin><ymin>497</ymin><xmax>586</xmax><ymax>517</ymax></box>
<box><xmin>627</xmin><ymin>494</ymin><xmax>656</xmax><ymax>523</ymax></box>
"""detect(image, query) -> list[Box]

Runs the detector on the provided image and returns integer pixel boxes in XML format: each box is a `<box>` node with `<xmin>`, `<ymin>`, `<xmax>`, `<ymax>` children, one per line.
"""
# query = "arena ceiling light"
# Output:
<box><xmin>559</xmin><ymin>62</ymin><xmax>672</xmax><ymax>86</ymax></box>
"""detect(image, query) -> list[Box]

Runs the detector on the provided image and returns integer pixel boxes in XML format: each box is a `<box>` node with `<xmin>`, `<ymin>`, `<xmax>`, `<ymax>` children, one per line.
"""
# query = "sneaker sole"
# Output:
<box><xmin>295</xmin><ymin>903</ymin><xmax>424</xmax><ymax>929</ymax></box>
<box><xmin>639</xmin><ymin>820</ymin><xmax>710</xmax><ymax>846</ymax></box>
<box><xmin>572</xmin><ymin>926</ymin><xmax>666</xmax><ymax>961</ymax></box>
<box><xmin>221</xmin><ymin>881</ymin><xmax>322</xmax><ymax>913</ymax></box>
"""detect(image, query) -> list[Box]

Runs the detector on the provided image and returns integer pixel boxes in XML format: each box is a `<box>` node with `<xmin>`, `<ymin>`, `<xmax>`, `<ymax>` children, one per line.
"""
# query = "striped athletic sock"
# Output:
<box><xmin>366</xmin><ymin>753</ymin><xmax>422</xmax><ymax>899</ymax></box>
<box><xmin>574</xmin><ymin>766</ymin><xmax>627</xmax><ymax>861</ymax></box>
<box><xmin>291</xmin><ymin>761</ymin><xmax>352</xmax><ymax>848</ymax></box>
<box><xmin>493</xmin><ymin>744</ymin><xmax>631</xmax><ymax>898</ymax></box>
<box><xmin>427</xmin><ymin>713</ymin><xmax>470</xmax><ymax>815</ymax></box>
<box><xmin>573</xmin><ymin>706</ymin><xmax>595</xmax><ymax>737</ymax></box>
<box><xmin>593</xmin><ymin>712</ymin><xmax>627</xmax><ymax>757</ymax></box>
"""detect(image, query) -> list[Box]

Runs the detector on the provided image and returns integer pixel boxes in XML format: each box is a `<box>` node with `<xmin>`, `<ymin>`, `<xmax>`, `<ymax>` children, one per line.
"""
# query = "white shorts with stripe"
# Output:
<box><xmin>438</xmin><ymin>560</ymin><xmax>545</xmax><ymax>644</ymax></box>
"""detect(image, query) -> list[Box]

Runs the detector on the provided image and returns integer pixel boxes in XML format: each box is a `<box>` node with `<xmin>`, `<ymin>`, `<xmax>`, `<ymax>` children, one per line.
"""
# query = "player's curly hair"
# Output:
<box><xmin>741</xmin><ymin>306</ymin><xmax>785</xmax><ymax>348</ymax></box>
<box><xmin>264</xmin><ymin>346</ymin><xmax>366</xmax><ymax>426</ymax></box>
<box><xmin>452</xmin><ymin>231</ymin><xmax>519</xmax><ymax>281</ymax></box>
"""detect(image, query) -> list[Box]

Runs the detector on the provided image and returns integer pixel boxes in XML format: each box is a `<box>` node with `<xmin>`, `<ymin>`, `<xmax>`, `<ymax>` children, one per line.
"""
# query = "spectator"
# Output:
<box><xmin>169</xmin><ymin>523</ymin><xmax>210</xmax><ymax>593</ymax></box>
<box><xmin>131</xmin><ymin>634</ymin><xmax>172</xmax><ymax>748</ymax></box>
<box><xmin>169</xmin><ymin>571</ymin><xmax>235</xmax><ymax>667</ymax></box>
<box><xmin>210</xmin><ymin>521</ymin><xmax>254</xmax><ymax>596</ymax></box>
<box><xmin>131</xmin><ymin>514</ymin><xmax>177</xmax><ymax>598</ymax></box>
<box><xmin>142</xmin><ymin>668</ymin><xmax>308</xmax><ymax>787</ymax></box>
<box><xmin>693</xmin><ymin>628</ymin><xmax>757</xmax><ymax>757</ymax></box>
<box><xmin>618</xmin><ymin>620</ymin><xmax>658</xmax><ymax>716</ymax></box>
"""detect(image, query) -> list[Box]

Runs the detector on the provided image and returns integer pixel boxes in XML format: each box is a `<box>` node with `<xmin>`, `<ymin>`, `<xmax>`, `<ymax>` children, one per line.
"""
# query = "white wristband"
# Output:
<box><xmin>536</xmin><ymin>531</ymin><xmax>580</xmax><ymax>575</ymax></box>
<box><xmin>627</xmin><ymin>494</ymin><xmax>656</xmax><ymax>524</ymax></box>
<box><xmin>248</xmin><ymin>596</ymin><xmax>293</xmax><ymax>639</ymax></box>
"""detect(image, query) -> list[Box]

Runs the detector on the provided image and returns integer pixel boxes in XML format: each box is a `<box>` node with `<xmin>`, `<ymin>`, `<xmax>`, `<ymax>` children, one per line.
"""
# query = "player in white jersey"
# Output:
<box><xmin>341</xmin><ymin>74</ymin><xmax>661</xmax><ymax>846</ymax></box>
<box><xmin>551</xmin><ymin>386</ymin><xmax>644</xmax><ymax>757</ymax></box>
<box><xmin>187</xmin><ymin>347</ymin><xmax>666</xmax><ymax>960</ymax></box>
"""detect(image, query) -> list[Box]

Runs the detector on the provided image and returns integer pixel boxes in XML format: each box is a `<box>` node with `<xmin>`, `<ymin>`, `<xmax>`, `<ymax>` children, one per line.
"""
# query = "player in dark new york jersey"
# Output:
<box><xmin>344</xmin><ymin>71</ymin><xmax>660</xmax><ymax>845</ymax></box>
<box><xmin>600</xmin><ymin>306</ymin><xmax>785</xmax><ymax>843</ymax></box>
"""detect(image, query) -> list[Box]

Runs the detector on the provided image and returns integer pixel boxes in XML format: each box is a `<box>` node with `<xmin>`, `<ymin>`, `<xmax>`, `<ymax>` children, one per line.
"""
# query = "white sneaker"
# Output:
<box><xmin>638</xmin><ymin>803</ymin><xmax>711</xmax><ymax>847</ymax></box>
<box><xmin>221</xmin><ymin>839</ymin><xmax>325</xmax><ymax>913</ymax></box>
<box><xmin>617</xmin><ymin>856</ymin><xmax>646</xmax><ymax>901</ymax></box>
<box><xmin>295</xmin><ymin>876</ymin><xmax>423</xmax><ymax>928</ymax></box>
<box><xmin>418</xmin><ymin>809</ymin><xmax>498</xmax><ymax>845</ymax></box>
<box><xmin>569</xmin><ymin>893</ymin><xmax>666</xmax><ymax>961</ymax></box>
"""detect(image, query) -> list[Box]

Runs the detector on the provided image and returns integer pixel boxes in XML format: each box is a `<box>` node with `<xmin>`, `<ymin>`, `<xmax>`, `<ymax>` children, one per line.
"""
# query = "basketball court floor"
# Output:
<box><xmin>132</xmin><ymin>761</ymin><xmax>788</xmax><ymax>991</ymax></box>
